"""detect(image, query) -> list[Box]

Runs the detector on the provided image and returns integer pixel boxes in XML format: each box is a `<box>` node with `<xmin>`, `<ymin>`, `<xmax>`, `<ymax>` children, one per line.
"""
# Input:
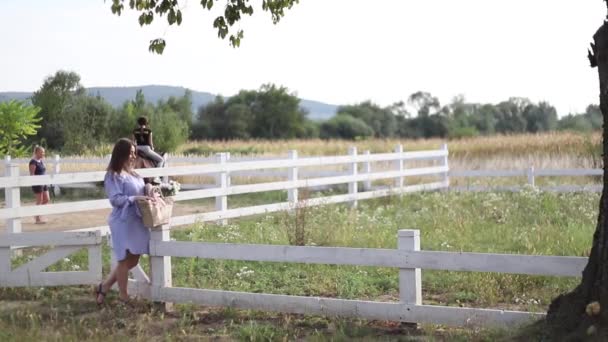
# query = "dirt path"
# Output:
<box><xmin>0</xmin><ymin>202</ymin><xmax>214</xmax><ymax>234</ymax></box>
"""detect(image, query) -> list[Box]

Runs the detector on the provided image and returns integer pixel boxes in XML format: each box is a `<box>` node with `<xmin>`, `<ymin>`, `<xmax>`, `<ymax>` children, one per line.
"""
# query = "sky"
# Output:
<box><xmin>0</xmin><ymin>0</ymin><xmax>606</xmax><ymax>116</ymax></box>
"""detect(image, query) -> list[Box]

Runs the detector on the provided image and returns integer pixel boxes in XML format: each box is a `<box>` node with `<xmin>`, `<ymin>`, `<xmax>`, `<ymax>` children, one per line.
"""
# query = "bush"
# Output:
<box><xmin>320</xmin><ymin>115</ymin><xmax>374</xmax><ymax>140</ymax></box>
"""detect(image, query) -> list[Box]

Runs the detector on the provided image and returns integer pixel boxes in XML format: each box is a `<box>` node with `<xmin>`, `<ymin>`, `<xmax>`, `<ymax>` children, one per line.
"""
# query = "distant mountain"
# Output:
<box><xmin>0</xmin><ymin>85</ymin><xmax>337</xmax><ymax>121</ymax></box>
<box><xmin>0</xmin><ymin>92</ymin><xmax>31</xmax><ymax>102</ymax></box>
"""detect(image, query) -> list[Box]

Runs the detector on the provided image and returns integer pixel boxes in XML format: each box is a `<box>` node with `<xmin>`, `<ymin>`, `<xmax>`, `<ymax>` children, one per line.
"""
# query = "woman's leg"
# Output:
<box><xmin>34</xmin><ymin>192</ymin><xmax>43</xmax><ymax>223</ymax></box>
<box><xmin>98</xmin><ymin>251</ymin><xmax>140</xmax><ymax>303</ymax></box>
<box><xmin>116</xmin><ymin>252</ymin><xmax>141</xmax><ymax>301</ymax></box>
<box><xmin>41</xmin><ymin>190</ymin><xmax>50</xmax><ymax>205</ymax></box>
<box><xmin>40</xmin><ymin>190</ymin><xmax>49</xmax><ymax>222</ymax></box>
<box><xmin>139</xmin><ymin>146</ymin><xmax>164</xmax><ymax>167</ymax></box>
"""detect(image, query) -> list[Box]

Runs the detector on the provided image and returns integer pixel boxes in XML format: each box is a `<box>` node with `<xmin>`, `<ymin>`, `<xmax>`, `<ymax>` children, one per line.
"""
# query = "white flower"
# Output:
<box><xmin>236</xmin><ymin>266</ymin><xmax>255</xmax><ymax>278</ymax></box>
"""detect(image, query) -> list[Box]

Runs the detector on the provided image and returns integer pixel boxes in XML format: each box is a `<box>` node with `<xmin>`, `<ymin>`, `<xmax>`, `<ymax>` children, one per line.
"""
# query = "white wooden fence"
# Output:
<box><xmin>136</xmin><ymin>227</ymin><xmax>587</xmax><ymax>327</ymax></box>
<box><xmin>0</xmin><ymin>230</ymin><xmax>102</xmax><ymax>287</ymax></box>
<box><xmin>450</xmin><ymin>168</ymin><xmax>603</xmax><ymax>193</ymax></box>
<box><xmin>0</xmin><ymin>145</ymin><xmax>449</xmax><ymax>234</ymax></box>
<box><xmin>0</xmin><ymin>145</ymin><xmax>591</xmax><ymax>327</ymax></box>
<box><xmin>3</xmin><ymin>152</ymin><xmax>603</xmax><ymax>193</ymax></box>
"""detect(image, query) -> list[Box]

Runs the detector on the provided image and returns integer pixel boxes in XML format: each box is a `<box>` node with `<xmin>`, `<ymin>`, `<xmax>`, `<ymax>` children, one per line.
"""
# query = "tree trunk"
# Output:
<box><xmin>545</xmin><ymin>16</ymin><xmax>608</xmax><ymax>340</ymax></box>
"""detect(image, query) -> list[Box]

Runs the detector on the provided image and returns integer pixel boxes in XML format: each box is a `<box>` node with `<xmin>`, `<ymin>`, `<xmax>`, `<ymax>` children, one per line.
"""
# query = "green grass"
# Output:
<box><xmin>0</xmin><ymin>190</ymin><xmax>599</xmax><ymax>340</ymax></box>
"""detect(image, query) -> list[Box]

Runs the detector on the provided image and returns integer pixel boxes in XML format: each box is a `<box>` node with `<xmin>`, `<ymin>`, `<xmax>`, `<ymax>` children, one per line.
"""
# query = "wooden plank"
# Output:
<box><xmin>0</xmin><ymin>231</ymin><xmax>101</xmax><ymax>247</ymax></box>
<box><xmin>157</xmin><ymin>287</ymin><xmax>542</xmax><ymax>327</ymax></box>
<box><xmin>449</xmin><ymin>169</ymin><xmax>526</xmax><ymax>178</ymax></box>
<box><xmin>535</xmin><ymin>168</ymin><xmax>602</xmax><ymax>177</ymax></box>
<box><xmin>12</xmin><ymin>246</ymin><xmax>82</xmax><ymax>274</ymax></box>
<box><xmin>88</xmin><ymin>245</ymin><xmax>103</xmax><ymax>278</ymax></box>
<box><xmin>67</xmin><ymin>226</ymin><xmax>110</xmax><ymax>236</ymax></box>
<box><xmin>170</xmin><ymin>182</ymin><xmax>447</xmax><ymax>228</ymax></box>
<box><xmin>2</xmin><ymin>271</ymin><xmax>100</xmax><ymax>287</ymax></box>
<box><xmin>151</xmin><ymin>241</ymin><xmax>401</xmax><ymax>266</ymax></box>
<box><xmin>0</xmin><ymin>199</ymin><xmax>109</xmax><ymax>220</ymax></box>
<box><xmin>408</xmin><ymin>250</ymin><xmax>586</xmax><ymax>277</ymax></box>
<box><xmin>0</xmin><ymin>171</ymin><xmax>107</xmax><ymax>188</ymax></box>
<box><xmin>130</xmin><ymin>264</ymin><xmax>150</xmax><ymax>284</ymax></box>
<box><xmin>151</xmin><ymin>240</ymin><xmax>585</xmax><ymax>277</ymax></box>
<box><xmin>449</xmin><ymin>185</ymin><xmax>602</xmax><ymax>194</ymax></box>
<box><xmin>128</xmin><ymin>278</ymin><xmax>151</xmax><ymax>299</ymax></box>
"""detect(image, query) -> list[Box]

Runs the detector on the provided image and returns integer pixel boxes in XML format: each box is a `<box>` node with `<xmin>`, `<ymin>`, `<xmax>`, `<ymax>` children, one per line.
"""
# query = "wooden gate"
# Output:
<box><xmin>0</xmin><ymin>231</ymin><xmax>102</xmax><ymax>287</ymax></box>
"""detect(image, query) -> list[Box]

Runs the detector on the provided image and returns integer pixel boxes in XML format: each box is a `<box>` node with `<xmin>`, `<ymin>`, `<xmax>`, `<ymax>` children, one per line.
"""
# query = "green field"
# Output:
<box><xmin>0</xmin><ymin>189</ymin><xmax>598</xmax><ymax>341</ymax></box>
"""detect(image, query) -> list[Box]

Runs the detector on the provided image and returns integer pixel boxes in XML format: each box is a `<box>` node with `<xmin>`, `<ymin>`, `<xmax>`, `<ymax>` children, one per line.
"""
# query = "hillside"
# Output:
<box><xmin>0</xmin><ymin>85</ymin><xmax>337</xmax><ymax>121</ymax></box>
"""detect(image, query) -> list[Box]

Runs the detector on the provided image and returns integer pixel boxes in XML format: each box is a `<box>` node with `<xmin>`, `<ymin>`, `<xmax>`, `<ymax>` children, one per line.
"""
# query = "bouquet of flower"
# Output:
<box><xmin>159</xmin><ymin>180</ymin><xmax>181</xmax><ymax>197</ymax></box>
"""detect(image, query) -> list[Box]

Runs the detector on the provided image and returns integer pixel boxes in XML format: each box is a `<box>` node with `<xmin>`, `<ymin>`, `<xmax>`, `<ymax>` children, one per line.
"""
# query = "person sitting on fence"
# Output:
<box><xmin>132</xmin><ymin>116</ymin><xmax>165</xmax><ymax>168</ymax></box>
<box><xmin>95</xmin><ymin>138</ymin><xmax>153</xmax><ymax>306</ymax></box>
<box><xmin>29</xmin><ymin>145</ymin><xmax>49</xmax><ymax>224</ymax></box>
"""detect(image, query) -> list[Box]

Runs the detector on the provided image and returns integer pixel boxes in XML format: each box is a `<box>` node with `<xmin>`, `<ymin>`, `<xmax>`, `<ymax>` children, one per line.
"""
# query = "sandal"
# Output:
<box><xmin>94</xmin><ymin>283</ymin><xmax>106</xmax><ymax>305</ymax></box>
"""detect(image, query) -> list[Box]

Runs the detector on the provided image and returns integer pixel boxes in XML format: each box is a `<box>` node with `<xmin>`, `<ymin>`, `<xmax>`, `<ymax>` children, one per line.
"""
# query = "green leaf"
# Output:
<box><xmin>149</xmin><ymin>38</ymin><xmax>166</xmax><ymax>54</ymax></box>
<box><xmin>176</xmin><ymin>9</ymin><xmax>182</xmax><ymax>25</ymax></box>
<box><xmin>168</xmin><ymin>8</ymin><xmax>176</xmax><ymax>24</ymax></box>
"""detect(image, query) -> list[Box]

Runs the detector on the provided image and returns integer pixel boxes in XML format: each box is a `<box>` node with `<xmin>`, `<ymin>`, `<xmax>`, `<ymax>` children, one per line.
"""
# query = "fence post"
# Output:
<box><xmin>527</xmin><ymin>166</ymin><xmax>535</xmax><ymax>188</ymax></box>
<box><xmin>394</xmin><ymin>144</ymin><xmax>404</xmax><ymax>192</ymax></box>
<box><xmin>363</xmin><ymin>150</ymin><xmax>372</xmax><ymax>191</ymax></box>
<box><xmin>162</xmin><ymin>153</ymin><xmax>170</xmax><ymax>183</ymax></box>
<box><xmin>226</xmin><ymin>152</ymin><xmax>231</xmax><ymax>188</ymax></box>
<box><xmin>287</xmin><ymin>150</ymin><xmax>298</xmax><ymax>208</ymax></box>
<box><xmin>215</xmin><ymin>153</ymin><xmax>228</xmax><ymax>225</ymax></box>
<box><xmin>441</xmin><ymin>143</ymin><xmax>449</xmax><ymax>190</ymax></box>
<box><xmin>0</xmin><ymin>158</ymin><xmax>10</xmax><ymax>270</ymax></box>
<box><xmin>398</xmin><ymin>229</ymin><xmax>422</xmax><ymax>310</ymax></box>
<box><xmin>150</xmin><ymin>224</ymin><xmax>173</xmax><ymax>312</ymax></box>
<box><xmin>53</xmin><ymin>154</ymin><xmax>61</xmax><ymax>196</ymax></box>
<box><xmin>5</xmin><ymin>163</ymin><xmax>22</xmax><ymax>257</ymax></box>
<box><xmin>5</xmin><ymin>163</ymin><xmax>22</xmax><ymax>235</ymax></box>
<box><xmin>348</xmin><ymin>146</ymin><xmax>358</xmax><ymax>208</ymax></box>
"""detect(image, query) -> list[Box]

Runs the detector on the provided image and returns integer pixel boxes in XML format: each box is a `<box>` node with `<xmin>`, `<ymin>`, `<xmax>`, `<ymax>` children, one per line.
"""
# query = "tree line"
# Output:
<box><xmin>197</xmin><ymin>89</ymin><xmax>601</xmax><ymax>140</ymax></box>
<box><xmin>0</xmin><ymin>70</ymin><xmax>601</xmax><ymax>156</ymax></box>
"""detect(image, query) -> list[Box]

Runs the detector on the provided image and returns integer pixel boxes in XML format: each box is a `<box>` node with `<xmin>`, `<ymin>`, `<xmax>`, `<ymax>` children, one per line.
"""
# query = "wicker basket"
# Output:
<box><xmin>136</xmin><ymin>186</ymin><xmax>174</xmax><ymax>228</ymax></box>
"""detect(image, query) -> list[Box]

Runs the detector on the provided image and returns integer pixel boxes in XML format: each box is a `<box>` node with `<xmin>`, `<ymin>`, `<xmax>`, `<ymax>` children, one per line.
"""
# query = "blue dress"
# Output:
<box><xmin>104</xmin><ymin>172</ymin><xmax>150</xmax><ymax>261</ymax></box>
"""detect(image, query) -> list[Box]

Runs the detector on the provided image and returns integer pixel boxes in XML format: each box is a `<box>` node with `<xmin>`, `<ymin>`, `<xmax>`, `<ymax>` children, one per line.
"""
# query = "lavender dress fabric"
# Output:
<box><xmin>104</xmin><ymin>172</ymin><xmax>150</xmax><ymax>261</ymax></box>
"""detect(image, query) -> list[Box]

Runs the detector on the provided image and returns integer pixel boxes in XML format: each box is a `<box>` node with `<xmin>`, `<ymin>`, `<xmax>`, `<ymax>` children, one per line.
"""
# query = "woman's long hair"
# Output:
<box><xmin>107</xmin><ymin>138</ymin><xmax>136</xmax><ymax>175</ymax></box>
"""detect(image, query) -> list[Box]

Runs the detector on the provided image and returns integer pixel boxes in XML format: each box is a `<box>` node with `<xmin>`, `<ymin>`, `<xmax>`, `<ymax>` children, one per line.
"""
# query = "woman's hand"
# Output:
<box><xmin>134</xmin><ymin>195</ymin><xmax>155</xmax><ymax>201</ymax></box>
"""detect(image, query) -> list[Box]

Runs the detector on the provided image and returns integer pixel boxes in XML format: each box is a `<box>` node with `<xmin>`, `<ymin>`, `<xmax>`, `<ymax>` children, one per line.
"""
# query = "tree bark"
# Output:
<box><xmin>545</xmin><ymin>18</ymin><xmax>608</xmax><ymax>340</ymax></box>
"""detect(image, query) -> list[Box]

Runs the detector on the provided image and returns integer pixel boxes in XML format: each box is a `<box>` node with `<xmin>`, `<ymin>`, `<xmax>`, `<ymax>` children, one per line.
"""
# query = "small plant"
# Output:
<box><xmin>284</xmin><ymin>188</ymin><xmax>311</xmax><ymax>246</ymax></box>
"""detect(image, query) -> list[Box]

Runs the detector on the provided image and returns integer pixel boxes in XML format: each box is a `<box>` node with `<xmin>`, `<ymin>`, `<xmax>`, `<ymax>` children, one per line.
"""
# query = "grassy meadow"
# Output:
<box><xmin>0</xmin><ymin>189</ymin><xmax>599</xmax><ymax>341</ymax></box>
<box><xmin>0</xmin><ymin>131</ymin><xmax>603</xmax><ymax>340</ymax></box>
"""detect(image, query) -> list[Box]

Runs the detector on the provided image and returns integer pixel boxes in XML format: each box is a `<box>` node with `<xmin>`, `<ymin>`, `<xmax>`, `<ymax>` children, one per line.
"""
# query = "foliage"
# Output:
<box><xmin>31</xmin><ymin>70</ymin><xmax>85</xmax><ymax>150</ymax></box>
<box><xmin>109</xmin><ymin>0</ymin><xmax>300</xmax><ymax>53</ymax></box>
<box><xmin>0</xmin><ymin>101</ymin><xmax>41</xmax><ymax>157</ymax></box>
<box><xmin>148</xmin><ymin>108</ymin><xmax>189</xmax><ymax>152</ymax></box>
<box><xmin>23</xmin><ymin>70</ymin><xmax>605</xmax><ymax>147</ymax></box>
<box><xmin>194</xmin><ymin>84</ymin><xmax>313</xmax><ymax>140</ymax></box>
<box><xmin>335</xmin><ymin>101</ymin><xmax>396</xmax><ymax>138</ymax></box>
<box><xmin>61</xmin><ymin>95</ymin><xmax>114</xmax><ymax>154</ymax></box>
<box><xmin>319</xmin><ymin>114</ymin><xmax>374</xmax><ymax>140</ymax></box>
